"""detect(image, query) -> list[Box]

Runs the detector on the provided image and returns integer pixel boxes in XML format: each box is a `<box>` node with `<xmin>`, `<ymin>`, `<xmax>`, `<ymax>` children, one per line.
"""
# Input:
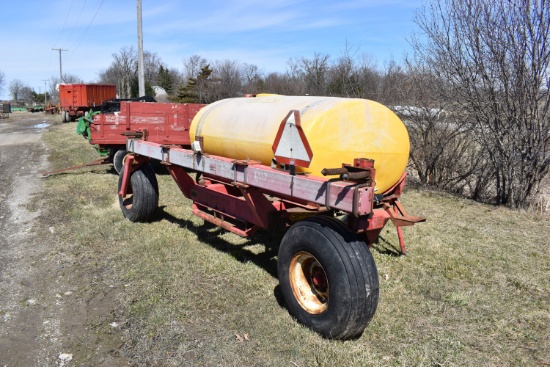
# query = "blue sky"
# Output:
<box><xmin>0</xmin><ymin>0</ymin><xmax>422</xmax><ymax>100</ymax></box>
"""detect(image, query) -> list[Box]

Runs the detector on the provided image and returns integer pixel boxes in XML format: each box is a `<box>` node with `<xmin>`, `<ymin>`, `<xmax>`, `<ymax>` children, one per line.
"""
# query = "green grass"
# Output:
<box><xmin>41</xmin><ymin>121</ymin><xmax>550</xmax><ymax>366</ymax></box>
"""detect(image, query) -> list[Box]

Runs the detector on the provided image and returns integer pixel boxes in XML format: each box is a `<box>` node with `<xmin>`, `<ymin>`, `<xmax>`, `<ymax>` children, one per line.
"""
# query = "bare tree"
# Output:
<box><xmin>98</xmin><ymin>46</ymin><xmax>137</xmax><ymax>98</ymax></box>
<box><xmin>299</xmin><ymin>53</ymin><xmax>330</xmax><ymax>96</ymax></box>
<box><xmin>391</xmin><ymin>63</ymin><xmax>489</xmax><ymax>197</ymax></box>
<box><xmin>354</xmin><ymin>55</ymin><xmax>381</xmax><ymax>100</ymax></box>
<box><xmin>241</xmin><ymin>63</ymin><xmax>264</xmax><ymax>94</ymax></box>
<box><xmin>285</xmin><ymin>58</ymin><xmax>307</xmax><ymax>95</ymax></box>
<box><xmin>413</xmin><ymin>0</ymin><xmax>550</xmax><ymax>208</ymax></box>
<box><xmin>211</xmin><ymin>60</ymin><xmax>242</xmax><ymax>99</ymax></box>
<box><xmin>0</xmin><ymin>70</ymin><xmax>5</xmax><ymax>98</ymax></box>
<box><xmin>112</xmin><ymin>46</ymin><xmax>136</xmax><ymax>98</ymax></box>
<box><xmin>20</xmin><ymin>85</ymin><xmax>35</xmax><ymax>105</ymax></box>
<box><xmin>263</xmin><ymin>72</ymin><xmax>293</xmax><ymax>95</ymax></box>
<box><xmin>327</xmin><ymin>42</ymin><xmax>363</xmax><ymax>98</ymax></box>
<box><xmin>143</xmin><ymin>51</ymin><xmax>162</xmax><ymax>85</ymax></box>
<box><xmin>183</xmin><ymin>55</ymin><xmax>208</xmax><ymax>81</ymax></box>
<box><xmin>97</xmin><ymin>47</ymin><xmax>163</xmax><ymax>98</ymax></box>
<box><xmin>379</xmin><ymin>61</ymin><xmax>408</xmax><ymax>105</ymax></box>
<box><xmin>9</xmin><ymin>79</ymin><xmax>24</xmax><ymax>103</ymax></box>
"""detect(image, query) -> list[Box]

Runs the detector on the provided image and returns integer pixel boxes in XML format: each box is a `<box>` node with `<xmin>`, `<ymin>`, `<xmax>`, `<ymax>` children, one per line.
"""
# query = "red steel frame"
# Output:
<box><xmin>120</xmin><ymin>138</ymin><xmax>425</xmax><ymax>254</ymax></box>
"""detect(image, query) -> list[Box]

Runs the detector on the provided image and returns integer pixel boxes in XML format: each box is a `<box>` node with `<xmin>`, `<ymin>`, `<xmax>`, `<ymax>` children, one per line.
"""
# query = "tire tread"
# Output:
<box><xmin>118</xmin><ymin>163</ymin><xmax>159</xmax><ymax>222</ymax></box>
<box><xmin>277</xmin><ymin>216</ymin><xmax>379</xmax><ymax>339</ymax></box>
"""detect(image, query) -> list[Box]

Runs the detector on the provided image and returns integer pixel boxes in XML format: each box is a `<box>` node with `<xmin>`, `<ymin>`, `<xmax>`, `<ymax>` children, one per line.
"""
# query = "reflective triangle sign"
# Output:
<box><xmin>272</xmin><ymin>110</ymin><xmax>313</xmax><ymax>168</ymax></box>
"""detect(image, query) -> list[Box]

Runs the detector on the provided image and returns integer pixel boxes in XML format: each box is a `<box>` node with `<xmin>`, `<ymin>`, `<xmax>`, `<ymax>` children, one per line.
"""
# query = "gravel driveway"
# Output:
<box><xmin>0</xmin><ymin>113</ymin><xmax>125</xmax><ymax>366</ymax></box>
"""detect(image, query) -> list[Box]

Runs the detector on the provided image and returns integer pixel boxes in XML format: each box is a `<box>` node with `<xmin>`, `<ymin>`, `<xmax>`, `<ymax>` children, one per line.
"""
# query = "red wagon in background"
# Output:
<box><xmin>59</xmin><ymin>83</ymin><xmax>116</xmax><ymax>122</ymax></box>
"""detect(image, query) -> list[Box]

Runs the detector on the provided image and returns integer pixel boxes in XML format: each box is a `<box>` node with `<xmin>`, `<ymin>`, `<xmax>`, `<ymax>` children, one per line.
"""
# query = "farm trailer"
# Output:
<box><xmin>59</xmin><ymin>83</ymin><xmax>116</xmax><ymax>122</ymax></box>
<box><xmin>75</xmin><ymin>99</ymin><xmax>205</xmax><ymax>173</ymax></box>
<box><xmin>117</xmin><ymin>95</ymin><xmax>425</xmax><ymax>340</ymax></box>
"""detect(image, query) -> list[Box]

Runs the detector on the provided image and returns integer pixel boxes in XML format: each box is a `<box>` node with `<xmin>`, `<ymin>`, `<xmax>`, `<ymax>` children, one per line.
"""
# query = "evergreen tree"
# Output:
<box><xmin>177</xmin><ymin>64</ymin><xmax>213</xmax><ymax>103</ymax></box>
<box><xmin>157</xmin><ymin>65</ymin><xmax>174</xmax><ymax>94</ymax></box>
<box><xmin>130</xmin><ymin>77</ymin><xmax>155</xmax><ymax>98</ymax></box>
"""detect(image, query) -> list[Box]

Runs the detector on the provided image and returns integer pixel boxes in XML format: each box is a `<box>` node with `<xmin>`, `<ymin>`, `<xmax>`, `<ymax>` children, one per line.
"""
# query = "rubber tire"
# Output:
<box><xmin>277</xmin><ymin>216</ymin><xmax>379</xmax><ymax>339</ymax></box>
<box><xmin>113</xmin><ymin>149</ymin><xmax>128</xmax><ymax>174</ymax></box>
<box><xmin>62</xmin><ymin>110</ymin><xmax>68</xmax><ymax>123</ymax></box>
<box><xmin>118</xmin><ymin>164</ymin><xmax>159</xmax><ymax>222</ymax></box>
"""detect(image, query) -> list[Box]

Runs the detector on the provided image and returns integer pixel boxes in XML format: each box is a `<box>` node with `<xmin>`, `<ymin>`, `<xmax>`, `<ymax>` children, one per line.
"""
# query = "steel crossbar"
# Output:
<box><xmin>127</xmin><ymin>139</ymin><xmax>374</xmax><ymax>216</ymax></box>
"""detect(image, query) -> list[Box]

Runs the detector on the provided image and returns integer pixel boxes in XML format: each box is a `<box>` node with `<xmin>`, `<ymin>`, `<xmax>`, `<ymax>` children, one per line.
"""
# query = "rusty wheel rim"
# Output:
<box><xmin>121</xmin><ymin>153</ymin><xmax>128</xmax><ymax>168</ymax></box>
<box><xmin>289</xmin><ymin>251</ymin><xmax>329</xmax><ymax>314</ymax></box>
<box><xmin>122</xmin><ymin>192</ymin><xmax>133</xmax><ymax>209</ymax></box>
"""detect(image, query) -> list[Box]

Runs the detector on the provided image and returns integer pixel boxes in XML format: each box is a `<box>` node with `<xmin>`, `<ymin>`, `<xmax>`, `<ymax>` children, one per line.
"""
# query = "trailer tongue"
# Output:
<box><xmin>118</xmin><ymin>99</ymin><xmax>425</xmax><ymax>339</ymax></box>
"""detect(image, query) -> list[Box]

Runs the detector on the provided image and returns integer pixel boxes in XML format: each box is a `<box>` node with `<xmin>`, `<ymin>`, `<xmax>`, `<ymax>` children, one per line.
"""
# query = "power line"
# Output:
<box><xmin>53</xmin><ymin>0</ymin><xmax>75</xmax><ymax>48</ymax></box>
<box><xmin>68</xmin><ymin>0</ymin><xmax>106</xmax><ymax>59</ymax></box>
<box><xmin>49</xmin><ymin>0</ymin><xmax>74</xmax><ymax>79</ymax></box>
<box><xmin>64</xmin><ymin>0</ymin><xmax>88</xmax><ymax>48</ymax></box>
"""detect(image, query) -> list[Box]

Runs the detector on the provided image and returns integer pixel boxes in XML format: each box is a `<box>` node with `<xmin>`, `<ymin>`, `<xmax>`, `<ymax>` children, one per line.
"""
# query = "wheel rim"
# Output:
<box><xmin>122</xmin><ymin>193</ymin><xmax>133</xmax><ymax>209</ymax></box>
<box><xmin>121</xmin><ymin>184</ymin><xmax>134</xmax><ymax>209</ymax></box>
<box><xmin>289</xmin><ymin>251</ymin><xmax>329</xmax><ymax>314</ymax></box>
<box><xmin>121</xmin><ymin>153</ymin><xmax>128</xmax><ymax>168</ymax></box>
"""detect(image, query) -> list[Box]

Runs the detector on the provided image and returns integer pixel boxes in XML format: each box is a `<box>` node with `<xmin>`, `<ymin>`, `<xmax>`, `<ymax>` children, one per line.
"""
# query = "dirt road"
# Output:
<box><xmin>0</xmin><ymin>113</ymin><xmax>125</xmax><ymax>366</ymax></box>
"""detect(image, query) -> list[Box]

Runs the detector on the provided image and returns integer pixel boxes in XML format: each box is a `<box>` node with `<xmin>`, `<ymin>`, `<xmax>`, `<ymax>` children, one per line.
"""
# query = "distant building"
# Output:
<box><xmin>151</xmin><ymin>86</ymin><xmax>168</xmax><ymax>102</ymax></box>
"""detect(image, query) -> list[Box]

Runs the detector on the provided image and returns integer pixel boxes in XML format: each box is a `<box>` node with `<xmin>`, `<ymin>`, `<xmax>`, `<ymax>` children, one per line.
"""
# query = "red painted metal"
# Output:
<box><xmin>90</xmin><ymin>101</ymin><xmax>205</xmax><ymax>150</ymax></box>
<box><xmin>123</xmin><ymin>138</ymin><xmax>425</xmax><ymax>253</ymax></box>
<box><xmin>59</xmin><ymin>84</ymin><xmax>116</xmax><ymax>118</ymax></box>
<box><xmin>128</xmin><ymin>140</ymin><xmax>376</xmax><ymax>215</ymax></box>
<box><xmin>40</xmin><ymin>157</ymin><xmax>110</xmax><ymax>177</ymax></box>
<box><xmin>118</xmin><ymin>155</ymin><xmax>151</xmax><ymax>197</ymax></box>
<box><xmin>165</xmin><ymin>164</ymin><xmax>277</xmax><ymax>236</ymax></box>
<box><xmin>346</xmin><ymin>173</ymin><xmax>426</xmax><ymax>254</ymax></box>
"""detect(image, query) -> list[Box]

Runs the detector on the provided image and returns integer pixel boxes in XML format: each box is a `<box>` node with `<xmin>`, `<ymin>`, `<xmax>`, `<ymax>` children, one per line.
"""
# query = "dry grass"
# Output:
<box><xmin>40</xmin><ymin>121</ymin><xmax>550</xmax><ymax>366</ymax></box>
<box><xmin>532</xmin><ymin>174</ymin><xmax>550</xmax><ymax>214</ymax></box>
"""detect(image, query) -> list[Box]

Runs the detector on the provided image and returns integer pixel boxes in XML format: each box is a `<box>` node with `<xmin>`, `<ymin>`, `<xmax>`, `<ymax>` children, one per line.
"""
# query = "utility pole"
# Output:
<box><xmin>136</xmin><ymin>0</ymin><xmax>145</xmax><ymax>97</ymax></box>
<box><xmin>52</xmin><ymin>48</ymin><xmax>68</xmax><ymax>83</ymax></box>
<box><xmin>42</xmin><ymin>79</ymin><xmax>48</xmax><ymax>106</ymax></box>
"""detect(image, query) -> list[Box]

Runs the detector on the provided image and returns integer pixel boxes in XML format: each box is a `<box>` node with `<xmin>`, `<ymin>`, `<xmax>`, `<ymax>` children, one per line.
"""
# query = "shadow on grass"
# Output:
<box><xmin>370</xmin><ymin>235</ymin><xmax>403</xmax><ymax>257</ymax></box>
<box><xmin>156</xmin><ymin>206</ymin><xmax>282</xmax><ymax>279</ymax></box>
<box><xmin>156</xmin><ymin>205</ymin><xmax>406</xmax><ymax>278</ymax></box>
<box><xmin>154</xmin><ymin>206</ymin><xmax>409</xmax><ymax>321</ymax></box>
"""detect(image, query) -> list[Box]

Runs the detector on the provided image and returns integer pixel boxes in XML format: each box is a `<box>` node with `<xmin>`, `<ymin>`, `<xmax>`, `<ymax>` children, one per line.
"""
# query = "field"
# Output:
<box><xmin>38</xmin><ymin>121</ymin><xmax>549</xmax><ymax>366</ymax></box>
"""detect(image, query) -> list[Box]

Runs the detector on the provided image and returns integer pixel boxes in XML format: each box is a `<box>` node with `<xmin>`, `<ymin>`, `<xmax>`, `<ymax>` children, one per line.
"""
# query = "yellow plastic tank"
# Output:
<box><xmin>190</xmin><ymin>95</ymin><xmax>409</xmax><ymax>193</ymax></box>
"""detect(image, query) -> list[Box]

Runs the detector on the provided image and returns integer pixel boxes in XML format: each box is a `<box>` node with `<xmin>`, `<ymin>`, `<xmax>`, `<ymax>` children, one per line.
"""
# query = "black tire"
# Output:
<box><xmin>118</xmin><ymin>164</ymin><xmax>159</xmax><ymax>222</ymax></box>
<box><xmin>113</xmin><ymin>149</ymin><xmax>128</xmax><ymax>174</ymax></box>
<box><xmin>61</xmin><ymin>110</ymin><xmax>68</xmax><ymax>123</ymax></box>
<box><xmin>277</xmin><ymin>216</ymin><xmax>379</xmax><ymax>339</ymax></box>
